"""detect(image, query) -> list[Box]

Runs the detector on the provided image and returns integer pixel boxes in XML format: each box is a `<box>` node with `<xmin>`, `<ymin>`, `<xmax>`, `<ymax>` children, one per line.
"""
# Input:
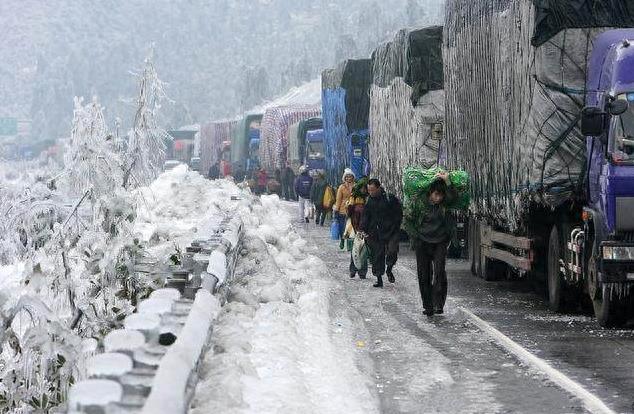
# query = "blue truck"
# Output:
<box><xmin>305</xmin><ymin>128</ymin><xmax>325</xmax><ymax>173</ymax></box>
<box><xmin>445</xmin><ymin>1</ymin><xmax>634</xmax><ymax>326</ymax></box>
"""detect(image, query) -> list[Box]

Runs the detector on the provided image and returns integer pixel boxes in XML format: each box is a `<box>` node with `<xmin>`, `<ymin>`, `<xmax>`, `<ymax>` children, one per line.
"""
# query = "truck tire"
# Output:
<box><xmin>587</xmin><ymin>252</ymin><xmax>626</xmax><ymax>328</ymax></box>
<box><xmin>479</xmin><ymin>251</ymin><xmax>504</xmax><ymax>281</ymax></box>
<box><xmin>547</xmin><ymin>225</ymin><xmax>566</xmax><ymax>312</ymax></box>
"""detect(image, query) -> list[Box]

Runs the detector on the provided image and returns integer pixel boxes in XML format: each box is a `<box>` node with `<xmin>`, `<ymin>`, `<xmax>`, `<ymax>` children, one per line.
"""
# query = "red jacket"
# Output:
<box><xmin>221</xmin><ymin>161</ymin><xmax>231</xmax><ymax>177</ymax></box>
<box><xmin>257</xmin><ymin>170</ymin><xmax>267</xmax><ymax>186</ymax></box>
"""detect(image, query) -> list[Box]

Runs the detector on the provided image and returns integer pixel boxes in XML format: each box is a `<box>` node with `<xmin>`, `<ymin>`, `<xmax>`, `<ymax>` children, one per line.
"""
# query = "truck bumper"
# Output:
<box><xmin>599</xmin><ymin>242</ymin><xmax>634</xmax><ymax>283</ymax></box>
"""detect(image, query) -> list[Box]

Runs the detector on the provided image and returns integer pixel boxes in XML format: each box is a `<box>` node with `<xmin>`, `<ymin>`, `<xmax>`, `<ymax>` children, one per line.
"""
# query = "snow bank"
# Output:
<box><xmin>134</xmin><ymin>164</ymin><xmax>245</xmax><ymax>256</ymax></box>
<box><xmin>190</xmin><ymin>193</ymin><xmax>379</xmax><ymax>414</ymax></box>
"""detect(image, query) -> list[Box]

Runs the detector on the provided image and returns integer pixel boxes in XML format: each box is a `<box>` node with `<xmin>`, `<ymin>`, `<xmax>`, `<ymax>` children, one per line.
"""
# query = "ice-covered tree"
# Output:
<box><xmin>123</xmin><ymin>52</ymin><xmax>169</xmax><ymax>189</ymax></box>
<box><xmin>0</xmin><ymin>52</ymin><xmax>168</xmax><ymax>413</ymax></box>
<box><xmin>65</xmin><ymin>97</ymin><xmax>121</xmax><ymax>199</ymax></box>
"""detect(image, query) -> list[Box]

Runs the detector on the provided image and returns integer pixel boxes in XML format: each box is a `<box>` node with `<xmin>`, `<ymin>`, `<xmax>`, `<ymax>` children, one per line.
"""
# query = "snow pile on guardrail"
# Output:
<box><xmin>189</xmin><ymin>194</ymin><xmax>379</xmax><ymax>414</ymax></box>
<box><xmin>66</xmin><ymin>165</ymin><xmax>249</xmax><ymax>413</ymax></box>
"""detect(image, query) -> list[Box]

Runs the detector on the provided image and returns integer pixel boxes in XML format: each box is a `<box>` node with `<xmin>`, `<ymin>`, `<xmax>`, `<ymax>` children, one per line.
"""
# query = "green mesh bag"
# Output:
<box><xmin>402</xmin><ymin>166</ymin><xmax>470</xmax><ymax>211</ymax></box>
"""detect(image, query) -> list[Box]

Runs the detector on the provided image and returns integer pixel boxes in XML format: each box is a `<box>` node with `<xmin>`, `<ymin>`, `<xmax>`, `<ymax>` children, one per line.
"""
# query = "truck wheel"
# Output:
<box><xmin>587</xmin><ymin>252</ymin><xmax>625</xmax><ymax>328</ymax></box>
<box><xmin>547</xmin><ymin>225</ymin><xmax>566</xmax><ymax>312</ymax></box>
<box><xmin>479</xmin><ymin>252</ymin><xmax>504</xmax><ymax>281</ymax></box>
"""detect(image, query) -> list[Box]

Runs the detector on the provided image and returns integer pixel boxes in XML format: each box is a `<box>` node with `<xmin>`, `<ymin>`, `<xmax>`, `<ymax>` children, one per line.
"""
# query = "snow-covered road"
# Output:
<box><xmin>190</xmin><ymin>197</ymin><xmax>378</xmax><ymax>414</ymax></box>
<box><xmin>190</xmin><ymin>199</ymin><xmax>595</xmax><ymax>414</ymax></box>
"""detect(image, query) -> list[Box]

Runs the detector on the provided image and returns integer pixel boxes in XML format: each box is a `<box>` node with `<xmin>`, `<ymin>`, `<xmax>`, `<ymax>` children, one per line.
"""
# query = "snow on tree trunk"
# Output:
<box><xmin>123</xmin><ymin>51</ymin><xmax>169</xmax><ymax>189</ymax></box>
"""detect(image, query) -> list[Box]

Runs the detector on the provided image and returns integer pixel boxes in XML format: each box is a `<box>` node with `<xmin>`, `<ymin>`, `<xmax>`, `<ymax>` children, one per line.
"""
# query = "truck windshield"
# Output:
<box><xmin>307</xmin><ymin>141</ymin><xmax>324</xmax><ymax>159</ymax></box>
<box><xmin>612</xmin><ymin>94</ymin><xmax>634</xmax><ymax>164</ymax></box>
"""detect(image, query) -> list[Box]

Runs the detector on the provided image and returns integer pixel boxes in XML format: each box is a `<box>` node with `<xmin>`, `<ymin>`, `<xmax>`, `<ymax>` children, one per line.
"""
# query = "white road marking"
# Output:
<box><xmin>459</xmin><ymin>307</ymin><xmax>616</xmax><ymax>414</ymax></box>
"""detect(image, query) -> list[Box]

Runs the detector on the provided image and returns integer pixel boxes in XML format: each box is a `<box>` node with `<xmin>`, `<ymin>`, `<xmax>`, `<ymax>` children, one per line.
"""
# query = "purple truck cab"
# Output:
<box><xmin>583</xmin><ymin>29</ymin><xmax>634</xmax><ymax>291</ymax></box>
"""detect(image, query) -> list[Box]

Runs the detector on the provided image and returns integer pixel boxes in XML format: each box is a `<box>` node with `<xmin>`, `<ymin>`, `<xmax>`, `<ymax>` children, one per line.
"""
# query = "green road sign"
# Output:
<box><xmin>0</xmin><ymin>118</ymin><xmax>18</xmax><ymax>136</ymax></box>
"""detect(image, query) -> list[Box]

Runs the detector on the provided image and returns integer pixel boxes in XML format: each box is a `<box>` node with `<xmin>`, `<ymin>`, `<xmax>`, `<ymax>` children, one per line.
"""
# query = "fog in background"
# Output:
<box><xmin>0</xmin><ymin>0</ymin><xmax>443</xmax><ymax>148</ymax></box>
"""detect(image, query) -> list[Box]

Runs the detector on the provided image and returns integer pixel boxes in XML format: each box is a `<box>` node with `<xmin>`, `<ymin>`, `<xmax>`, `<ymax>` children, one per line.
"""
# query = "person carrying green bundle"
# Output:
<box><xmin>402</xmin><ymin>168</ymin><xmax>469</xmax><ymax>317</ymax></box>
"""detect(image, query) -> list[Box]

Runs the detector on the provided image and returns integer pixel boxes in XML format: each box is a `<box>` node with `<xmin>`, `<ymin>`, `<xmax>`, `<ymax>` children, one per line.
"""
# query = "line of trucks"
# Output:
<box><xmin>174</xmin><ymin>0</ymin><xmax>634</xmax><ymax>327</ymax></box>
<box><xmin>445</xmin><ymin>0</ymin><xmax>634</xmax><ymax>327</ymax></box>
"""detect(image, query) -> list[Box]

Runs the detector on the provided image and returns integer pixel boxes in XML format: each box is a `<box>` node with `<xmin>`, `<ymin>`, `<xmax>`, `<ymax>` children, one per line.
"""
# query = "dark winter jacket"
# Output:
<box><xmin>208</xmin><ymin>164</ymin><xmax>220</xmax><ymax>179</ymax></box>
<box><xmin>404</xmin><ymin>187</ymin><xmax>458</xmax><ymax>245</ymax></box>
<box><xmin>410</xmin><ymin>203</ymin><xmax>455</xmax><ymax>244</ymax></box>
<box><xmin>360</xmin><ymin>189</ymin><xmax>403</xmax><ymax>241</ymax></box>
<box><xmin>310</xmin><ymin>176</ymin><xmax>328</xmax><ymax>207</ymax></box>
<box><xmin>295</xmin><ymin>172</ymin><xmax>313</xmax><ymax>199</ymax></box>
<box><xmin>346</xmin><ymin>195</ymin><xmax>367</xmax><ymax>231</ymax></box>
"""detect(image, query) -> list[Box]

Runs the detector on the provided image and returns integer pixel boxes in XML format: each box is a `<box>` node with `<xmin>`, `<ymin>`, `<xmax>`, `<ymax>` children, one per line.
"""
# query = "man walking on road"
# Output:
<box><xmin>360</xmin><ymin>178</ymin><xmax>403</xmax><ymax>288</ymax></box>
<box><xmin>404</xmin><ymin>173</ymin><xmax>456</xmax><ymax>316</ymax></box>
<box><xmin>295</xmin><ymin>166</ymin><xmax>313</xmax><ymax>223</ymax></box>
<box><xmin>310</xmin><ymin>171</ymin><xmax>329</xmax><ymax>226</ymax></box>
<box><xmin>281</xmin><ymin>163</ymin><xmax>296</xmax><ymax>201</ymax></box>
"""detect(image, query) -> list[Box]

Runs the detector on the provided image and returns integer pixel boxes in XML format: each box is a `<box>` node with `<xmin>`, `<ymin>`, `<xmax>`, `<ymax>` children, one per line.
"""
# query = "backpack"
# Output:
<box><xmin>322</xmin><ymin>185</ymin><xmax>336</xmax><ymax>209</ymax></box>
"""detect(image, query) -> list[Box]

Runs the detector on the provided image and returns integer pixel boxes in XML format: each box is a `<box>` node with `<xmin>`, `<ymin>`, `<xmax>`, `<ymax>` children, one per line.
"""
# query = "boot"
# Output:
<box><xmin>373</xmin><ymin>276</ymin><xmax>383</xmax><ymax>288</ymax></box>
<box><xmin>386</xmin><ymin>266</ymin><xmax>395</xmax><ymax>283</ymax></box>
<box><xmin>350</xmin><ymin>272</ymin><xmax>356</xmax><ymax>279</ymax></box>
<box><xmin>359</xmin><ymin>273</ymin><xmax>367</xmax><ymax>280</ymax></box>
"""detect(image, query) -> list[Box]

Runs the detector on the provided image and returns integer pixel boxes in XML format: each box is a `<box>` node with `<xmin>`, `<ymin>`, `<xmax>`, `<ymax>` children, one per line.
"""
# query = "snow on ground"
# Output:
<box><xmin>134</xmin><ymin>164</ymin><xmax>246</xmax><ymax>257</ymax></box>
<box><xmin>190</xmin><ymin>195</ymin><xmax>379</xmax><ymax>414</ymax></box>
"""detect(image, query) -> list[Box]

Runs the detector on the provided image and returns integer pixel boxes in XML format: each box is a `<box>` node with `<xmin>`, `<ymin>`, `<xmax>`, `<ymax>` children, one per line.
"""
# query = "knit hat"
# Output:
<box><xmin>342</xmin><ymin>168</ymin><xmax>356</xmax><ymax>181</ymax></box>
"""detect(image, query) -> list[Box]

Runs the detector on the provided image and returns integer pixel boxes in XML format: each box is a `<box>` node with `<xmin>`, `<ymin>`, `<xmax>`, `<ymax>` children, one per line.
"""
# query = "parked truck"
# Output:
<box><xmin>305</xmin><ymin>128</ymin><xmax>325</xmax><ymax>173</ymax></box>
<box><xmin>232</xmin><ymin>113</ymin><xmax>263</xmax><ymax>174</ymax></box>
<box><xmin>321</xmin><ymin>59</ymin><xmax>372</xmax><ymax>183</ymax></box>
<box><xmin>445</xmin><ymin>0</ymin><xmax>634</xmax><ymax>327</ymax></box>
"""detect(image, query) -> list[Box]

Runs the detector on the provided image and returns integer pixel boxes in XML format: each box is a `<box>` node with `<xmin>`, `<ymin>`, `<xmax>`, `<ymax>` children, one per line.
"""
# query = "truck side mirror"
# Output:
<box><xmin>581</xmin><ymin>107</ymin><xmax>606</xmax><ymax>136</ymax></box>
<box><xmin>608</xmin><ymin>99</ymin><xmax>629</xmax><ymax>116</ymax></box>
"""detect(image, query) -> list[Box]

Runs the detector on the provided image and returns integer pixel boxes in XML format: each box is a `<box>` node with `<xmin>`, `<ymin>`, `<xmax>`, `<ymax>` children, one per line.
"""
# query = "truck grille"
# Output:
<box><xmin>622</xmin><ymin>232</ymin><xmax>634</xmax><ymax>243</ymax></box>
<box><xmin>616</xmin><ymin>197</ymin><xmax>634</xmax><ymax>231</ymax></box>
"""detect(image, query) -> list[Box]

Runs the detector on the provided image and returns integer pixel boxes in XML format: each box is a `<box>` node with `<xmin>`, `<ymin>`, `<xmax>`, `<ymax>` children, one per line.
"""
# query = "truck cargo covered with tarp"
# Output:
<box><xmin>231</xmin><ymin>113</ymin><xmax>262</xmax><ymax>170</ymax></box>
<box><xmin>200</xmin><ymin>120</ymin><xmax>237</xmax><ymax>176</ymax></box>
<box><xmin>321</xmin><ymin>59</ymin><xmax>373</xmax><ymax>184</ymax></box>
<box><xmin>368</xmin><ymin>26</ymin><xmax>444</xmax><ymax>198</ymax></box>
<box><xmin>259</xmin><ymin>105</ymin><xmax>321</xmax><ymax>170</ymax></box>
<box><xmin>444</xmin><ymin>0</ymin><xmax>634</xmax><ymax>230</ymax></box>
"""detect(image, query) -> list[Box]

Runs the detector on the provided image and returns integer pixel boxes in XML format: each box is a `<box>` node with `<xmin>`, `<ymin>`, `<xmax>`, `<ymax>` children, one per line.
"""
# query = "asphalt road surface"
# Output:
<box><xmin>295</xmin><ymin>212</ymin><xmax>634</xmax><ymax>414</ymax></box>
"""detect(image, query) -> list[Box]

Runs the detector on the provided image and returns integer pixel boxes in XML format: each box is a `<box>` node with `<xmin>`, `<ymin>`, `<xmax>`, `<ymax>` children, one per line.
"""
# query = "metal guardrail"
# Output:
<box><xmin>67</xmin><ymin>216</ymin><xmax>244</xmax><ymax>414</ymax></box>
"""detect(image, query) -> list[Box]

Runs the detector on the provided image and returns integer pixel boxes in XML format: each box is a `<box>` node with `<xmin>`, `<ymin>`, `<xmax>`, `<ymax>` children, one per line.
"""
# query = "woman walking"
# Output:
<box><xmin>333</xmin><ymin>168</ymin><xmax>355</xmax><ymax>239</ymax></box>
<box><xmin>346</xmin><ymin>177</ymin><xmax>369</xmax><ymax>278</ymax></box>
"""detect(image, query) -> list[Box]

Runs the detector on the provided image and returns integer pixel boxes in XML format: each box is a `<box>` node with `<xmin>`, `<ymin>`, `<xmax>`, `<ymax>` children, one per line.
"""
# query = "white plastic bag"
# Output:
<box><xmin>352</xmin><ymin>234</ymin><xmax>369</xmax><ymax>270</ymax></box>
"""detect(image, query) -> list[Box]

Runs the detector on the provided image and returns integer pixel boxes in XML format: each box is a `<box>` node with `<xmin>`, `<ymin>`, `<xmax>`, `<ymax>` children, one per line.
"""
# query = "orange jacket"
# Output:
<box><xmin>334</xmin><ymin>183</ymin><xmax>353</xmax><ymax>215</ymax></box>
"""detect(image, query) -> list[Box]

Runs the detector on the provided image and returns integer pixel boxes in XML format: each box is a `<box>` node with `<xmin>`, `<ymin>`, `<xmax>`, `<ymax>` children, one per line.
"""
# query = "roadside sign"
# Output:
<box><xmin>0</xmin><ymin>118</ymin><xmax>18</xmax><ymax>136</ymax></box>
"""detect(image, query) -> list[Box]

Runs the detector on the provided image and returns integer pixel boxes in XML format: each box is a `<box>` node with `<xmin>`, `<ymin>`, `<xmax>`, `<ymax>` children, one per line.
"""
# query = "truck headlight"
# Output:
<box><xmin>602</xmin><ymin>245</ymin><xmax>634</xmax><ymax>260</ymax></box>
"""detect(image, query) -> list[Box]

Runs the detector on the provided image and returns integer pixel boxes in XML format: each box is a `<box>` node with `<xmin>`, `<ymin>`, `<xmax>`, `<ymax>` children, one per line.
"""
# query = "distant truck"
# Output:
<box><xmin>232</xmin><ymin>113</ymin><xmax>263</xmax><ymax>175</ymax></box>
<box><xmin>445</xmin><ymin>1</ymin><xmax>634</xmax><ymax>326</ymax></box>
<box><xmin>247</xmin><ymin>129</ymin><xmax>261</xmax><ymax>173</ymax></box>
<box><xmin>305</xmin><ymin>129</ymin><xmax>325</xmax><ymax>173</ymax></box>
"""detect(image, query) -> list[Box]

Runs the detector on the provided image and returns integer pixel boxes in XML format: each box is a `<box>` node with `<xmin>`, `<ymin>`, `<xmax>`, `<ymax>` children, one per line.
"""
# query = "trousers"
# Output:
<box><xmin>366</xmin><ymin>234</ymin><xmax>400</xmax><ymax>277</ymax></box>
<box><xmin>414</xmin><ymin>240</ymin><xmax>449</xmax><ymax>311</ymax></box>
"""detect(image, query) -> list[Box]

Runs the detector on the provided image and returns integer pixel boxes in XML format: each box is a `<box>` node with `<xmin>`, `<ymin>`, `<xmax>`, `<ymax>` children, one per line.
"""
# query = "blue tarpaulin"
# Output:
<box><xmin>321</xmin><ymin>59</ymin><xmax>373</xmax><ymax>184</ymax></box>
